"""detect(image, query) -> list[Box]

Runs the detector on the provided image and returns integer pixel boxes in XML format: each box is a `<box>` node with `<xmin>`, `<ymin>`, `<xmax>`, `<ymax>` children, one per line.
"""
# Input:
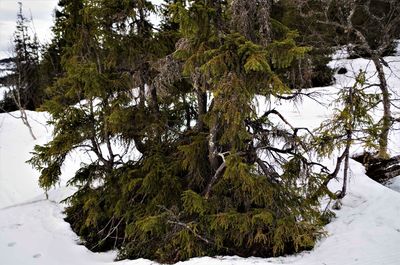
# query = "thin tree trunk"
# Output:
<box><xmin>208</xmin><ymin>111</ymin><xmax>220</xmax><ymax>172</ymax></box>
<box><xmin>193</xmin><ymin>68</ymin><xmax>207</xmax><ymax>131</ymax></box>
<box><xmin>197</xmin><ymin>90</ymin><xmax>207</xmax><ymax>130</ymax></box>
<box><xmin>338</xmin><ymin>82</ymin><xmax>355</xmax><ymax>199</ymax></box>
<box><xmin>338</xmin><ymin>142</ymin><xmax>350</xmax><ymax>199</ymax></box>
<box><xmin>204</xmin><ymin>162</ymin><xmax>226</xmax><ymax>199</ymax></box>
<box><xmin>149</xmin><ymin>82</ymin><xmax>159</xmax><ymax>114</ymax></box>
<box><xmin>139</xmin><ymin>84</ymin><xmax>146</xmax><ymax>108</ymax></box>
<box><xmin>372</xmin><ymin>56</ymin><xmax>391</xmax><ymax>159</ymax></box>
<box><xmin>20</xmin><ymin>108</ymin><xmax>36</xmax><ymax>140</ymax></box>
<box><xmin>205</xmin><ymin>97</ymin><xmax>221</xmax><ymax>172</ymax></box>
<box><xmin>9</xmin><ymin>74</ymin><xmax>37</xmax><ymax>140</ymax></box>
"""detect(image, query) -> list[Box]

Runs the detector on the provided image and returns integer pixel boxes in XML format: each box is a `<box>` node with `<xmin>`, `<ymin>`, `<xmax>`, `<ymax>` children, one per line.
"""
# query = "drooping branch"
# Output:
<box><xmin>167</xmin><ymin>220</ymin><xmax>213</xmax><ymax>245</ymax></box>
<box><xmin>203</xmin><ymin>162</ymin><xmax>226</xmax><ymax>199</ymax></box>
<box><xmin>261</xmin><ymin>109</ymin><xmax>310</xmax><ymax>151</ymax></box>
<box><xmin>256</xmin><ymin>158</ymin><xmax>279</xmax><ymax>184</ymax></box>
<box><xmin>159</xmin><ymin>205</ymin><xmax>217</xmax><ymax>246</ymax></box>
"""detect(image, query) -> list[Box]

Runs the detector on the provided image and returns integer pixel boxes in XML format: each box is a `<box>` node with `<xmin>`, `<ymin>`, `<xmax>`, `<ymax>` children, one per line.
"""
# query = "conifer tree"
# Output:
<box><xmin>30</xmin><ymin>0</ymin><xmax>336</xmax><ymax>262</ymax></box>
<box><xmin>37</xmin><ymin>0</ymin><xmax>77</xmax><ymax>93</ymax></box>
<box><xmin>30</xmin><ymin>0</ymin><xmax>167</xmax><ymax>250</ymax></box>
<box><xmin>315</xmin><ymin>71</ymin><xmax>380</xmax><ymax>199</ymax></box>
<box><xmin>0</xmin><ymin>2</ymin><xmax>41</xmax><ymax>139</ymax></box>
<box><xmin>0</xmin><ymin>2</ymin><xmax>41</xmax><ymax>112</ymax></box>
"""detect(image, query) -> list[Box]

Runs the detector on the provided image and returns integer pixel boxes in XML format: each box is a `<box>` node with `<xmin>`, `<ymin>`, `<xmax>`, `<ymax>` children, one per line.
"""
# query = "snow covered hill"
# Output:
<box><xmin>1</xmin><ymin>53</ymin><xmax>400</xmax><ymax>264</ymax></box>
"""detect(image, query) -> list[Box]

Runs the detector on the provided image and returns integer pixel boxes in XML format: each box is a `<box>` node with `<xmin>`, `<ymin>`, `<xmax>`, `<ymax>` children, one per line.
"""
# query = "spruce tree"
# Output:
<box><xmin>315</xmin><ymin>71</ymin><xmax>380</xmax><ymax>199</ymax></box>
<box><xmin>30</xmin><ymin>0</ymin><xmax>335</xmax><ymax>262</ymax></box>
<box><xmin>0</xmin><ymin>2</ymin><xmax>42</xmax><ymax>112</ymax></box>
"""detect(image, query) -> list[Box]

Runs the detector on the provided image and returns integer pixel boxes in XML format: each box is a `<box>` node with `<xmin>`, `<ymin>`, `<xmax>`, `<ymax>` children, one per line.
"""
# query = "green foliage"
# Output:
<box><xmin>29</xmin><ymin>0</ymin><xmax>333</xmax><ymax>263</ymax></box>
<box><xmin>179</xmin><ymin>134</ymin><xmax>210</xmax><ymax>189</ymax></box>
<box><xmin>315</xmin><ymin>71</ymin><xmax>380</xmax><ymax>156</ymax></box>
<box><xmin>182</xmin><ymin>190</ymin><xmax>208</xmax><ymax>216</ymax></box>
<box><xmin>268</xmin><ymin>31</ymin><xmax>310</xmax><ymax>69</ymax></box>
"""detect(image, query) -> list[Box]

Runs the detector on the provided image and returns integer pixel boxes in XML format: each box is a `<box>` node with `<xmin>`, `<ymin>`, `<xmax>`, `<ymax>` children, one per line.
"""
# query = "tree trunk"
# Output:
<box><xmin>338</xmin><ymin>146</ymin><xmax>350</xmax><ymax>199</ymax></box>
<box><xmin>193</xmin><ymin>67</ymin><xmax>207</xmax><ymax>131</ymax></box>
<box><xmin>20</xmin><ymin>108</ymin><xmax>36</xmax><ymax>140</ymax></box>
<box><xmin>372</xmin><ymin>56</ymin><xmax>391</xmax><ymax>159</ymax></box>
<box><xmin>208</xmin><ymin>118</ymin><xmax>220</xmax><ymax>172</ymax></box>
<box><xmin>197</xmin><ymin>90</ymin><xmax>207</xmax><ymax>130</ymax></box>
<box><xmin>338</xmin><ymin>83</ymin><xmax>354</xmax><ymax>199</ymax></box>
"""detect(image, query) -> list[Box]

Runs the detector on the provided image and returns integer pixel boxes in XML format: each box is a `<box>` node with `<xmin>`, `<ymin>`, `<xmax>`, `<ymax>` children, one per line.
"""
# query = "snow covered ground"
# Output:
<box><xmin>1</xmin><ymin>54</ymin><xmax>400</xmax><ymax>264</ymax></box>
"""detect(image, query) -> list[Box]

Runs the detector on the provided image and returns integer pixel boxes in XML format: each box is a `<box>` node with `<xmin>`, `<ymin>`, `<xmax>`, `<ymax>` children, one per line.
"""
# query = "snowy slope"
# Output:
<box><xmin>0</xmin><ymin>112</ymin><xmax>116</xmax><ymax>265</ymax></box>
<box><xmin>0</xmin><ymin>111</ymin><xmax>50</xmax><ymax>208</ymax></box>
<box><xmin>1</xmin><ymin>53</ymin><xmax>400</xmax><ymax>264</ymax></box>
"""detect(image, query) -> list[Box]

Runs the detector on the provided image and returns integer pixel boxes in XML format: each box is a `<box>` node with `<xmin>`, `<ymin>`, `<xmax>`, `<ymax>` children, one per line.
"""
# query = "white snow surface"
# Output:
<box><xmin>1</xmin><ymin>54</ymin><xmax>400</xmax><ymax>264</ymax></box>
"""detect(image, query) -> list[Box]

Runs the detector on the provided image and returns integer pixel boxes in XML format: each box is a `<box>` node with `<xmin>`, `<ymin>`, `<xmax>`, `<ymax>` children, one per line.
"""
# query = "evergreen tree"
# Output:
<box><xmin>30</xmin><ymin>0</ymin><xmax>336</xmax><ymax>262</ymax></box>
<box><xmin>315</xmin><ymin>71</ymin><xmax>380</xmax><ymax>199</ymax></box>
<box><xmin>0</xmin><ymin>2</ymin><xmax>42</xmax><ymax>112</ymax></box>
<box><xmin>29</xmin><ymin>0</ymin><xmax>167</xmax><ymax>251</ymax></box>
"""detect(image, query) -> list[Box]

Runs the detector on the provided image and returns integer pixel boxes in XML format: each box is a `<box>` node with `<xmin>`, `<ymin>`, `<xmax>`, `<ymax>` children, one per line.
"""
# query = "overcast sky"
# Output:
<box><xmin>0</xmin><ymin>0</ymin><xmax>58</xmax><ymax>59</ymax></box>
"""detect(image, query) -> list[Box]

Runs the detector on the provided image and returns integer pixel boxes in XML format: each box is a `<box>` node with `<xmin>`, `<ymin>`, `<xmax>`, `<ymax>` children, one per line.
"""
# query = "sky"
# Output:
<box><xmin>0</xmin><ymin>0</ymin><xmax>58</xmax><ymax>59</ymax></box>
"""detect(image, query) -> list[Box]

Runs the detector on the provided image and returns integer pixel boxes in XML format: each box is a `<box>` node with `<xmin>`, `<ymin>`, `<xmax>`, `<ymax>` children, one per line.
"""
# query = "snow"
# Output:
<box><xmin>286</xmin><ymin>163</ymin><xmax>400</xmax><ymax>265</ymax></box>
<box><xmin>387</xmin><ymin>176</ymin><xmax>400</xmax><ymax>193</ymax></box>
<box><xmin>0</xmin><ymin>111</ymin><xmax>50</xmax><ymax>208</ymax></box>
<box><xmin>1</xmin><ymin>53</ymin><xmax>400</xmax><ymax>264</ymax></box>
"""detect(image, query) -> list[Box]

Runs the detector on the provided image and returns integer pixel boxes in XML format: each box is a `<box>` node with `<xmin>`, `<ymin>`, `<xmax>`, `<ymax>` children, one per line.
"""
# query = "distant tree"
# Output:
<box><xmin>272</xmin><ymin>0</ymin><xmax>335</xmax><ymax>88</ymax></box>
<box><xmin>0</xmin><ymin>2</ymin><xmax>41</xmax><ymax>139</ymax></box>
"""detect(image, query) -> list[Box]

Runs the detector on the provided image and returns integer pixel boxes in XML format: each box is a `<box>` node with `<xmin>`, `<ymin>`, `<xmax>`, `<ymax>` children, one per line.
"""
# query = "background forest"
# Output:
<box><xmin>1</xmin><ymin>0</ymin><xmax>400</xmax><ymax>263</ymax></box>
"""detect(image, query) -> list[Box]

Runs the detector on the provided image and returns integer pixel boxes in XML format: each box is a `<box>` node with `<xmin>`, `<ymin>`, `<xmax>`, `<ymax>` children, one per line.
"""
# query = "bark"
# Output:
<box><xmin>196</xmin><ymin>91</ymin><xmax>207</xmax><ymax>131</ymax></box>
<box><xmin>139</xmin><ymin>84</ymin><xmax>146</xmax><ymax>108</ymax></box>
<box><xmin>208</xmin><ymin>114</ymin><xmax>221</xmax><ymax>172</ymax></box>
<box><xmin>192</xmin><ymin>68</ymin><xmax>207</xmax><ymax>131</ymax></box>
<box><xmin>203</xmin><ymin>162</ymin><xmax>226</xmax><ymax>199</ymax></box>
<box><xmin>8</xmin><ymin>73</ymin><xmax>37</xmax><ymax>140</ymax></box>
<box><xmin>338</xmin><ymin>83</ymin><xmax>355</xmax><ymax>199</ymax></box>
<box><xmin>256</xmin><ymin>158</ymin><xmax>279</xmax><ymax>184</ymax></box>
<box><xmin>230</xmin><ymin>0</ymin><xmax>272</xmax><ymax>46</ymax></box>
<box><xmin>338</xmin><ymin>145</ymin><xmax>350</xmax><ymax>199</ymax></box>
<box><xmin>20</xmin><ymin>108</ymin><xmax>36</xmax><ymax>140</ymax></box>
<box><xmin>149</xmin><ymin>82</ymin><xmax>160</xmax><ymax>114</ymax></box>
<box><xmin>205</xmin><ymin>98</ymin><xmax>221</xmax><ymax>172</ymax></box>
<box><xmin>372</xmin><ymin>56</ymin><xmax>391</xmax><ymax>159</ymax></box>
